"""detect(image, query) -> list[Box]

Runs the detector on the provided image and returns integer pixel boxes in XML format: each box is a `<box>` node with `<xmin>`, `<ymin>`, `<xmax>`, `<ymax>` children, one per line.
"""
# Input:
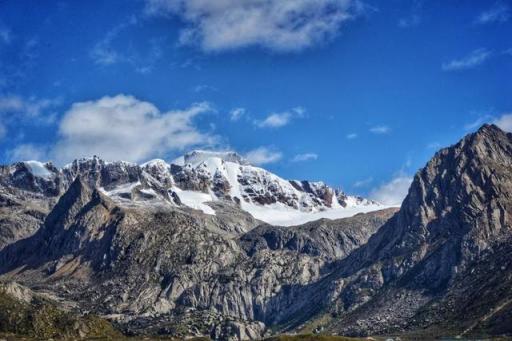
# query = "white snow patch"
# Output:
<box><xmin>241</xmin><ymin>202</ymin><xmax>388</xmax><ymax>226</ymax></box>
<box><xmin>174</xmin><ymin>188</ymin><xmax>216</xmax><ymax>215</ymax></box>
<box><xmin>23</xmin><ymin>161</ymin><xmax>53</xmax><ymax>179</ymax></box>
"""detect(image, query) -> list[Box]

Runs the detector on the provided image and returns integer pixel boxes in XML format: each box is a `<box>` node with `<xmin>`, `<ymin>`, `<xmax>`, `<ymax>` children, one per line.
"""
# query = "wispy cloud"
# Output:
<box><xmin>230</xmin><ymin>108</ymin><xmax>246</xmax><ymax>121</ymax></box>
<box><xmin>291</xmin><ymin>153</ymin><xmax>318</xmax><ymax>162</ymax></box>
<box><xmin>193</xmin><ymin>84</ymin><xmax>218</xmax><ymax>93</ymax></box>
<box><xmin>7</xmin><ymin>144</ymin><xmax>49</xmax><ymax>161</ymax></box>
<box><xmin>442</xmin><ymin>48</ymin><xmax>492</xmax><ymax>71</ymax></box>
<box><xmin>346</xmin><ymin>133</ymin><xmax>358</xmax><ymax>139</ymax></box>
<box><xmin>245</xmin><ymin>147</ymin><xmax>282</xmax><ymax>166</ymax></box>
<box><xmin>369</xmin><ymin>125</ymin><xmax>391</xmax><ymax>134</ymax></box>
<box><xmin>464</xmin><ymin>114</ymin><xmax>494</xmax><ymax>130</ymax></box>
<box><xmin>475</xmin><ymin>2</ymin><xmax>510</xmax><ymax>24</ymax></box>
<box><xmin>91</xmin><ymin>16</ymin><xmax>163</xmax><ymax>74</ymax></box>
<box><xmin>144</xmin><ymin>0</ymin><xmax>369</xmax><ymax>53</ymax></box>
<box><xmin>353</xmin><ymin>177</ymin><xmax>373</xmax><ymax>188</ymax></box>
<box><xmin>0</xmin><ymin>95</ymin><xmax>59</xmax><ymax>120</ymax></box>
<box><xmin>255</xmin><ymin>107</ymin><xmax>305</xmax><ymax>128</ymax></box>
<box><xmin>426</xmin><ymin>142</ymin><xmax>442</xmax><ymax>150</ymax></box>
<box><xmin>0</xmin><ymin>95</ymin><xmax>60</xmax><ymax>139</ymax></box>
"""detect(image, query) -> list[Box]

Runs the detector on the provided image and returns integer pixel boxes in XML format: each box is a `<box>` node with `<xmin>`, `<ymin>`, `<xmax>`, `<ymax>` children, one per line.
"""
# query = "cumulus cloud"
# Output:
<box><xmin>245</xmin><ymin>147</ymin><xmax>282</xmax><ymax>165</ymax></box>
<box><xmin>369</xmin><ymin>125</ymin><xmax>390</xmax><ymax>134</ymax></box>
<box><xmin>230</xmin><ymin>107</ymin><xmax>246</xmax><ymax>121</ymax></box>
<box><xmin>369</xmin><ymin>175</ymin><xmax>413</xmax><ymax>206</ymax></box>
<box><xmin>256</xmin><ymin>107</ymin><xmax>305</xmax><ymax>128</ymax></box>
<box><xmin>442</xmin><ymin>48</ymin><xmax>492</xmax><ymax>71</ymax></box>
<box><xmin>475</xmin><ymin>2</ymin><xmax>510</xmax><ymax>24</ymax></box>
<box><xmin>493</xmin><ymin>113</ymin><xmax>512</xmax><ymax>131</ymax></box>
<box><xmin>52</xmin><ymin>94</ymin><xmax>216</xmax><ymax>163</ymax></box>
<box><xmin>291</xmin><ymin>153</ymin><xmax>318</xmax><ymax>162</ymax></box>
<box><xmin>145</xmin><ymin>0</ymin><xmax>367</xmax><ymax>52</ymax></box>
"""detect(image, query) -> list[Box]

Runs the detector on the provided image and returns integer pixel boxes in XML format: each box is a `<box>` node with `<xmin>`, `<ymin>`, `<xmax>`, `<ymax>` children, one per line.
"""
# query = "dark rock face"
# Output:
<box><xmin>291</xmin><ymin>124</ymin><xmax>512</xmax><ymax>337</ymax></box>
<box><xmin>1</xmin><ymin>124</ymin><xmax>512</xmax><ymax>339</ymax></box>
<box><xmin>0</xmin><ymin>173</ymin><xmax>394</xmax><ymax>339</ymax></box>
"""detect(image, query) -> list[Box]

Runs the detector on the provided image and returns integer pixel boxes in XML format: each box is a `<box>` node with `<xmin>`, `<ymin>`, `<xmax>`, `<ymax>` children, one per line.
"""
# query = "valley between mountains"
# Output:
<box><xmin>1</xmin><ymin>124</ymin><xmax>512</xmax><ymax>340</ymax></box>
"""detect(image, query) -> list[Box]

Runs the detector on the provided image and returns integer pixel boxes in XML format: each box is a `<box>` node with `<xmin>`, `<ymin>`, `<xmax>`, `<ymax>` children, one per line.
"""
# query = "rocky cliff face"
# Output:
<box><xmin>1</xmin><ymin>124</ymin><xmax>511</xmax><ymax>340</ymax></box>
<box><xmin>279</xmin><ymin>124</ymin><xmax>512</xmax><ymax>337</ymax></box>
<box><xmin>0</xmin><ymin>171</ymin><xmax>394</xmax><ymax>340</ymax></box>
<box><xmin>0</xmin><ymin>151</ymin><xmax>380</xmax><ymax>249</ymax></box>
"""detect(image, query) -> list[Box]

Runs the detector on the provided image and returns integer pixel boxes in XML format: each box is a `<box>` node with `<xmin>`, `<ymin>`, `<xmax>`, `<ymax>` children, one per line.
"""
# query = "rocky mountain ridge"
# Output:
<box><xmin>1</xmin><ymin>124</ymin><xmax>511</xmax><ymax>340</ymax></box>
<box><xmin>0</xmin><ymin>150</ymin><xmax>381</xmax><ymax>249</ymax></box>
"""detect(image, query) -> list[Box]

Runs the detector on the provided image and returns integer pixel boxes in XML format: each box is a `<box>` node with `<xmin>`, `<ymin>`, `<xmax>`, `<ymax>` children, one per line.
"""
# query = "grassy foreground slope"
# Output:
<box><xmin>0</xmin><ymin>282</ymin><xmax>121</xmax><ymax>340</ymax></box>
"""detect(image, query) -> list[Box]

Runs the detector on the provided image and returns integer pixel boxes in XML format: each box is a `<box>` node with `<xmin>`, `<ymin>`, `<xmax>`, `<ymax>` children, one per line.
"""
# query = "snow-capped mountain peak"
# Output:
<box><xmin>1</xmin><ymin>152</ymin><xmax>384</xmax><ymax>226</ymax></box>
<box><xmin>179</xmin><ymin>150</ymin><xmax>249</xmax><ymax>166</ymax></box>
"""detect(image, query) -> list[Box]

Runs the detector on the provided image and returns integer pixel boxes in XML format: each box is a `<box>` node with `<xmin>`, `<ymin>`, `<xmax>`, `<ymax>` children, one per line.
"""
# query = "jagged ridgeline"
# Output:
<box><xmin>0</xmin><ymin>124</ymin><xmax>511</xmax><ymax>340</ymax></box>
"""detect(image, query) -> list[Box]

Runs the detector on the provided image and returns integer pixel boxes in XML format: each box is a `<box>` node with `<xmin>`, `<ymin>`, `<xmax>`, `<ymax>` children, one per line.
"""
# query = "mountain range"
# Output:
<box><xmin>0</xmin><ymin>124</ymin><xmax>511</xmax><ymax>340</ymax></box>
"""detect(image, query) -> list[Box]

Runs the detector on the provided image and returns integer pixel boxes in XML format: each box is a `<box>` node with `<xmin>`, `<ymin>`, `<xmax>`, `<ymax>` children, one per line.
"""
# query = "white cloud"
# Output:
<box><xmin>91</xmin><ymin>17</ymin><xmax>162</xmax><ymax>73</ymax></box>
<box><xmin>0</xmin><ymin>95</ymin><xmax>58</xmax><ymax>119</ymax></box>
<box><xmin>464</xmin><ymin>114</ymin><xmax>494</xmax><ymax>130</ymax></box>
<box><xmin>475</xmin><ymin>2</ymin><xmax>510</xmax><ymax>24</ymax></box>
<box><xmin>346</xmin><ymin>133</ymin><xmax>358</xmax><ymax>139</ymax></box>
<box><xmin>193</xmin><ymin>84</ymin><xmax>217</xmax><ymax>93</ymax></box>
<box><xmin>369</xmin><ymin>125</ymin><xmax>390</xmax><ymax>134</ymax></box>
<box><xmin>145</xmin><ymin>0</ymin><xmax>367</xmax><ymax>52</ymax></box>
<box><xmin>8</xmin><ymin>144</ymin><xmax>49</xmax><ymax>161</ymax></box>
<box><xmin>291</xmin><ymin>153</ymin><xmax>318</xmax><ymax>162</ymax></box>
<box><xmin>52</xmin><ymin>94</ymin><xmax>216</xmax><ymax>164</ymax></box>
<box><xmin>0</xmin><ymin>95</ymin><xmax>59</xmax><ymax>138</ymax></box>
<box><xmin>230</xmin><ymin>107</ymin><xmax>246</xmax><ymax>121</ymax></box>
<box><xmin>369</xmin><ymin>175</ymin><xmax>413</xmax><ymax>206</ymax></box>
<box><xmin>426</xmin><ymin>142</ymin><xmax>442</xmax><ymax>150</ymax></box>
<box><xmin>353</xmin><ymin>177</ymin><xmax>373</xmax><ymax>188</ymax></box>
<box><xmin>442</xmin><ymin>48</ymin><xmax>492</xmax><ymax>71</ymax></box>
<box><xmin>256</xmin><ymin>107</ymin><xmax>305</xmax><ymax>128</ymax></box>
<box><xmin>493</xmin><ymin>113</ymin><xmax>512</xmax><ymax>131</ymax></box>
<box><xmin>245</xmin><ymin>147</ymin><xmax>282</xmax><ymax>165</ymax></box>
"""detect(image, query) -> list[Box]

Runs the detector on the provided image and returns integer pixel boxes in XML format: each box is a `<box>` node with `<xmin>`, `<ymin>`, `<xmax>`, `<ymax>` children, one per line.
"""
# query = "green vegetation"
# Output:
<box><xmin>0</xmin><ymin>289</ymin><xmax>122</xmax><ymax>339</ymax></box>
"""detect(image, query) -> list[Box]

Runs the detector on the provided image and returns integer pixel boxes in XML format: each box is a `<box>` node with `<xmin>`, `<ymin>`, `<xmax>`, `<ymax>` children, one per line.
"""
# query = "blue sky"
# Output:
<box><xmin>0</xmin><ymin>0</ymin><xmax>511</xmax><ymax>202</ymax></box>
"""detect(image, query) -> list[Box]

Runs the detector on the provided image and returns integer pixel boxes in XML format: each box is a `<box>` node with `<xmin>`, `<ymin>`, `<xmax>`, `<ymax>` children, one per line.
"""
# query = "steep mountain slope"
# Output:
<box><xmin>0</xmin><ymin>151</ymin><xmax>381</xmax><ymax>249</ymax></box>
<box><xmin>0</xmin><ymin>162</ymin><xmax>62</xmax><ymax>249</ymax></box>
<box><xmin>277</xmin><ymin>124</ymin><xmax>512</xmax><ymax>337</ymax></box>
<box><xmin>0</xmin><ymin>173</ymin><xmax>395</xmax><ymax>339</ymax></box>
<box><xmin>2</xmin><ymin>124</ymin><xmax>510</xmax><ymax>339</ymax></box>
